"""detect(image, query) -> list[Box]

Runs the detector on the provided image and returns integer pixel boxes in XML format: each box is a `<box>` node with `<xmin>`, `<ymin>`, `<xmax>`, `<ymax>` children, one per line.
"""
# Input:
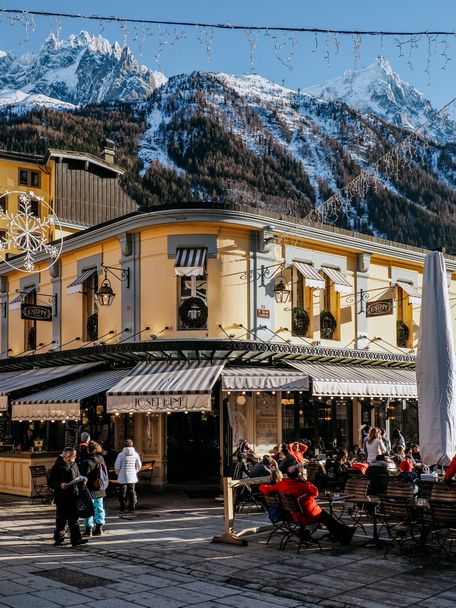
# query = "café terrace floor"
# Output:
<box><xmin>0</xmin><ymin>489</ymin><xmax>455</xmax><ymax>608</ymax></box>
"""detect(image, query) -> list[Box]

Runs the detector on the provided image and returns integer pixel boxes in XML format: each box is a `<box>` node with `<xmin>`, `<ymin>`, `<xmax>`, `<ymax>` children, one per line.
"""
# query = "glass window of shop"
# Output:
<box><xmin>282</xmin><ymin>393</ymin><xmax>353</xmax><ymax>456</ymax></box>
<box><xmin>374</xmin><ymin>398</ymin><xmax>418</xmax><ymax>447</ymax></box>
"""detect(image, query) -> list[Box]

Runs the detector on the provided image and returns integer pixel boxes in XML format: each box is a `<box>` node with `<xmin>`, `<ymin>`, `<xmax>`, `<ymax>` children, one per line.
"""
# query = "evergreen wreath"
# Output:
<box><xmin>292</xmin><ymin>307</ymin><xmax>310</xmax><ymax>336</ymax></box>
<box><xmin>179</xmin><ymin>296</ymin><xmax>208</xmax><ymax>329</ymax></box>
<box><xmin>320</xmin><ymin>310</ymin><xmax>337</xmax><ymax>339</ymax></box>
<box><xmin>396</xmin><ymin>319</ymin><xmax>409</xmax><ymax>347</ymax></box>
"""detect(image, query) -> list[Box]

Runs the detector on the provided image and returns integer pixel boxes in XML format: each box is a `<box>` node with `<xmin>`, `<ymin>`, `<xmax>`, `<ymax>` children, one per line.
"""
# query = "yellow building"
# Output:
<box><xmin>0</xmin><ymin>203</ymin><xmax>452</xmax><ymax>492</ymax></box>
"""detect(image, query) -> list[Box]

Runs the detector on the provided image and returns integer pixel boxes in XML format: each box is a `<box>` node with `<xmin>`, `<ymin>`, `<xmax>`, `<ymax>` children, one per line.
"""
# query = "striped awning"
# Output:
<box><xmin>396</xmin><ymin>281</ymin><xmax>421</xmax><ymax>305</ymax></box>
<box><xmin>67</xmin><ymin>268</ymin><xmax>97</xmax><ymax>295</ymax></box>
<box><xmin>0</xmin><ymin>362</ymin><xmax>101</xmax><ymax>411</ymax></box>
<box><xmin>174</xmin><ymin>248</ymin><xmax>207</xmax><ymax>277</ymax></box>
<box><xmin>222</xmin><ymin>367</ymin><xmax>309</xmax><ymax>391</ymax></box>
<box><xmin>11</xmin><ymin>368</ymin><xmax>130</xmax><ymax>421</ymax></box>
<box><xmin>107</xmin><ymin>360</ymin><xmax>225</xmax><ymax>413</ymax></box>
<box><xmin>287</xmin><ymin>360</ymin><xmax>416</xmax><ymax>398</ymax></box>
<box><xmin>9</xmin><ymin>286</ymin><xmax>35</xmax><ymax>311</ymax></box>
<box><xmin>320</xmin><ymin>267</ymin><xmax>353</xmax><ymax>295</ymax></box>
<box><xmin>293</xmin><ymin>262</ymin><xmax>325</xmax><ymax>290</ymax></box>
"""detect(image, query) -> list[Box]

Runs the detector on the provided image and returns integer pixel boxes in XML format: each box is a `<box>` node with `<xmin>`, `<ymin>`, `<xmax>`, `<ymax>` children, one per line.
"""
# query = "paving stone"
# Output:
<box><xmin>127</xmin><ymin>592</ymin><xmax>187</xmax><ymax>608</ymax></box>
<box><xmin>179</xmin><ymin>581</ymin><xmax>240</xmax><ymax>597</ymax></box>
<box><xmin>32</xmin><ymin>589</ymin><xmax>92</xmax><ymax>606</ymax></box>
<box><xmin>86</xmin><ymin>600</ymin><xmax>145</xmax><ymax>608</ymax></box>
<box><xmin>0</xmin><ymin>580</ymin><xmax>30</xmax><ymax>595</ymax></box>
<box><xmin>153</xmin><ymin>586</ymin><xmax>215</xmax><ymax>605</ymax></box>
<box><xmin>0</xmin><ymin>595</ymin><xmax>63</xmax><ymax>608</ymax></box>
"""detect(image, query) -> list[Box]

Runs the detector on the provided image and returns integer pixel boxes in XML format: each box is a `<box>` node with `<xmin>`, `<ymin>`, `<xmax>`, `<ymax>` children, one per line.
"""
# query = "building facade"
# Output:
<box><xmin>0</xmin><ymin>204</ymin><xmax>452</xmax><ymax>490</ymax></box>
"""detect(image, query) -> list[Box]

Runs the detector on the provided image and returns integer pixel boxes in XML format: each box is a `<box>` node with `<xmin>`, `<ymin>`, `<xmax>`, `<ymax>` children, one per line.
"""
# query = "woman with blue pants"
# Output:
<box><xmin>80</xmin><ymin>441</ymin><xmax>107</xmax><ymax>536</ymax></box>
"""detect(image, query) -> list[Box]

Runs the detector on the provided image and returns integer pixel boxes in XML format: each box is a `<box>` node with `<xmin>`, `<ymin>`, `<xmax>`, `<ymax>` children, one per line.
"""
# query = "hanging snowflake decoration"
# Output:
<box><xmin>0</xmin><ymin>191</ymin><xmax>63</xmax><ymax>273</ymax></box>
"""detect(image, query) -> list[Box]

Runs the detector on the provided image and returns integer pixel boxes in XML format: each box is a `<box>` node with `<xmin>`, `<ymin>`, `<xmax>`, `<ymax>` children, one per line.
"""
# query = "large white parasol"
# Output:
<box><xmin>416</xmin><ymin>251</ymin><xmax>456</xmax><ymax>466</ymax></box>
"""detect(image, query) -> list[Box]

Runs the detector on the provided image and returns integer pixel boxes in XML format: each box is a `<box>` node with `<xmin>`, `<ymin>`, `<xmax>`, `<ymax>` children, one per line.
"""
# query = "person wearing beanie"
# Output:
<box><xmin>249</xmin><ymin>455</ymin><xmax>274</xmax><ymax>478</ymax></box>
<box><xmin>398</xmin><ymin>458</ymin><xmax>418</xmax><ymax>487</ymax></box>
<box><xmin>259</xmin><ymin>464</ymin><xmax>355</xmax><ymax>545</ymax></box>
<box><xmin>76</xmin><ymin>431</ymin><xmax>91</xmax><ymax>467</ymax></box>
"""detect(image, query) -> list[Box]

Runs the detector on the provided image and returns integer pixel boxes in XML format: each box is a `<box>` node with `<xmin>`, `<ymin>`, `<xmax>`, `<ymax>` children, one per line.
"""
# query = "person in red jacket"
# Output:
<box><xmin>259</xmin><ymin>464</ymin><xmax>355</xmax><ymax>545</ymax></box>
<box><xmin>445</xmin><ymin>454</ymin><xmax>456</xmax><ymax>483</ymax></box>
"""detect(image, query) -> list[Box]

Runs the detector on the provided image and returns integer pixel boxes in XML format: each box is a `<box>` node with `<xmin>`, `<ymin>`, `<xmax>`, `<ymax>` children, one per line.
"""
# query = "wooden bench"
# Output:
<box><xmin>138</xmin><ymin>461</ymin><xmax>155</xmax><ymax>485</ymax></box>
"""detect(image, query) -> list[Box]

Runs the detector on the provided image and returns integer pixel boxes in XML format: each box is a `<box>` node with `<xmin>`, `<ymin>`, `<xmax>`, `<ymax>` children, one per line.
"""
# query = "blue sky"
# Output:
<box><xmin>1</xmin><ymin>1</ymin><xmax>456</xmax><ymax>107</ymax></box>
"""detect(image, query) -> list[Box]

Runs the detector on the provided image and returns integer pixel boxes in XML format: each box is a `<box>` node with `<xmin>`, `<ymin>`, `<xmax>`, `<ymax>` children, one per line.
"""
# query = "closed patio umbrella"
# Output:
<box><xmin>416</xmin><ymin>251</ymin><xmax>456</xmax><ymax>466</ymax></box>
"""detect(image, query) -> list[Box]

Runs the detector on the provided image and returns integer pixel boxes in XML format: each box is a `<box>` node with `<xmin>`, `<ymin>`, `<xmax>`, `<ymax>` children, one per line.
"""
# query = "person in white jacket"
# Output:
<box><xmin>114</xmin><ymin>439</ymin><xmax>142</xmax><ymax>514</ymax></box>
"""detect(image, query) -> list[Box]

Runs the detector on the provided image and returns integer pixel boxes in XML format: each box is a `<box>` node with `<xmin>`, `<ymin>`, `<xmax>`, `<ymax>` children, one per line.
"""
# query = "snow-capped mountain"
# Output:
<box><xmin>305</xmin><ymin>57</ymin><xmax>456</xmax><ymax>143</ymax></box>
<box><xmin>0</xmin><ymin>31</ymin><xmax>166</xmax><ymax>107</ymax></box>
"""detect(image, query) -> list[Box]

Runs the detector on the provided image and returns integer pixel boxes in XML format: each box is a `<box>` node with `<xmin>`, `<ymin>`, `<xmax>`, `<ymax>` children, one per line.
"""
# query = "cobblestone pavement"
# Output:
<box><xmin>0</xmin><ymin>491</ymin><xmax>455</xmax><ymax>608</ymax></box>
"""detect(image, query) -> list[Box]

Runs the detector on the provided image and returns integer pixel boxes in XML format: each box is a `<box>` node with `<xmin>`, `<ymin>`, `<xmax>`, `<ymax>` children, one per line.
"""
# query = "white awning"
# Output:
<box><xmin>9</xmin><ymin>286</ymin><xmax>35</xmax><ymax>311</ymax></box>
<box><xmin>174</xmin><ymin>248</ymin><xmax>207</xmax><ymax>277</ymax></box>
<box><xmin>11</xmin><ymin>368</ymin><xmax>130</xmax><ymax>421</ymax></box>
<box><xmin>287</xmin><ymin>361</ymin><xmax>416</xmax><ymax>398</ymax></box>
<box><xmin>107</xmin><ymin>360</ymin><xmax>225</xmax><ymax>414</ymax></box>
<box><xmin>0</xmin><ymin>363</ymin><xmax>101</xmax><ymax>412</ymax></box>
<box><xmin>320</xmin><ymin>267</ymin><xmax>353</xmax><ymax>295</ymax></box>
<box><xmin>396</xmin><ymin>281</ymin><xmax>421</xmax><ymax>305</ymax></box>
<box><xmin>67</xmin><ymin>268</ymin><xmax>97</xmax><ymax>295</ymax></box>
<box><xmin>222</xmin><ymin>367</ymin><xmax>309</xmax><ymax>391</ymax></box>
<box><xmin>293</xmin><ymin>262</ymin><xmax>325</xmax><ymax>290</ymax></box>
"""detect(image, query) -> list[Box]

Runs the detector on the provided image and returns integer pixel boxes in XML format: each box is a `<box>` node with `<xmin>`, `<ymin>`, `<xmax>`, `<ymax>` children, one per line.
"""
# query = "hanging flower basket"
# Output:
<box><xmin>396</xmin><ymin>319</ymin><xmax>409</xmax><ymax>347</ymax></box>
<box><xmin>292</xmin><ymin>307</ymin><xmax>310</xmax><ymax>336</ymax></box>
<box><xmin>179</xmin><ymin>296</ymin><xmax>208</xmax><ymax>329</ymax></box>
<box><xmin>320</xmin><ymin>310</ymin><xmax>337</xmax><ymax>339</ymax></box>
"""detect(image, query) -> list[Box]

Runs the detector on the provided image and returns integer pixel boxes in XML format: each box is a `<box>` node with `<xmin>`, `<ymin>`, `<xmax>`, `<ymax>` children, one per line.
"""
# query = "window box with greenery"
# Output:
<box><xmin>292</xmin><ymin>307</ymin><xmax>310</xmax><ymax>336</ymax></box>
<box><xmin>320</xmin><ymin>310</ymin><xmax>337</xmax><ymax>340</ymax></box>
<box><xmin>396</xmin><ymin>319</ymin><xmax>409</xmax><ymax>348</ymax></box>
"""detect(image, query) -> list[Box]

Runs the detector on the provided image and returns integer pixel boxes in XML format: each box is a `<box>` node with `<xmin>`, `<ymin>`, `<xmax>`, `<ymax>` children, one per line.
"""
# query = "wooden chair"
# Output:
<box><xmin>29</xmin><ymin>465</ymin><xmax>53</xmax><ymax>504</ymax></box>
<box><xmin>261</xmin><ymin>493</ymin><xmax>291</xmax><ymax>547</ymax></box>
<box><xmin>378</xmin><ymin>497</ymin><xmax>422</xmax><ymax>557</ymax></box>
<box><xmin>277</xmin><ymin>493</ymin><xmax>321</xmax><ymax>553</ymax></box>
<box><xmin>429</xmin><ymin>503</ymin><xmax>456</xmax><ymax>559</ymax></box>
<box><xmin>386</xmin><ymin>480</ymin><xmax>415</xmax><ymax>501</ymax></box>
<box><xmin>430</xmin><ymin>483</ymin><xmax>456</xmax><ymax>504</ymax></box>
<box><xmin>330</xmin><ymin>477</ymin><xmax>371</xmax><ymax>534</ymax></box>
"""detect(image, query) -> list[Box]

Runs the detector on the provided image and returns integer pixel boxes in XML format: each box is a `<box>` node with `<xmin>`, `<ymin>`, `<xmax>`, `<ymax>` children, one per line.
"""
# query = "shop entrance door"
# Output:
<box><xmin>167</xmin><ymin>412</ymin><xmax>220</xmax><ymax>483</ymax></box>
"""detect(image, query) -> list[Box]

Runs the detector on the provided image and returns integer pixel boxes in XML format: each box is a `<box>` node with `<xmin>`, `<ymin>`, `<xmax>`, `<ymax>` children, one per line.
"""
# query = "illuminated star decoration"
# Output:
<box><xmin>0</xmin><ymin>191</ymin><xmax>63</xmax><ymax>272</ymax></box>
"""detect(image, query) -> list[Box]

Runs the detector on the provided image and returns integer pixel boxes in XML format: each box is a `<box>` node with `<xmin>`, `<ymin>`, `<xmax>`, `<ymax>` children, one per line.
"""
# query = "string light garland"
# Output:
<box><xmin>1</xmin><ymin>9</ymin><xmax>456</xmax><ymax>36</ymax></box>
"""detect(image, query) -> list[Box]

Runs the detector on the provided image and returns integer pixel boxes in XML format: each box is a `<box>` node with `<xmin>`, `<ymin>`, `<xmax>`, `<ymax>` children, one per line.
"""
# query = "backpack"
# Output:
<box><xmin>93</xmin><ymin>461</ymin><xmax>109</xmax><ymax>491</ymax></box>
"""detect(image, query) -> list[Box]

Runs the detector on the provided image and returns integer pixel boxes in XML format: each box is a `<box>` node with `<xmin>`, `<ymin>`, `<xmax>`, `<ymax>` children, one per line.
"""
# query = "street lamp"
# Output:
<box><xmin>273</xmin><ymin>275</ymin><xmax>291</xmax><ymax>303</ymax></box>
<box><xmin>94</xmin><ymin>265</ymin><xmax>130</xmax><ymax>307</ymax></box>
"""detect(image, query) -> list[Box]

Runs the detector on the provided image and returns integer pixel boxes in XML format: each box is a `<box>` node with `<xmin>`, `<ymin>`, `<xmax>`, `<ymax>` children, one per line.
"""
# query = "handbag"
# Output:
<box><xmin>76</xmin><ymin>487</ymin><xmax>95</xmax><ymax>518</ymax></box>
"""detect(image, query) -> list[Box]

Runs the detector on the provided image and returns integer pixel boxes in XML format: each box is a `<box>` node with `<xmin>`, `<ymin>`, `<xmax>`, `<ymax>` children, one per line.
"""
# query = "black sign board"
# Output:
<box><xmin>21</xmin><ymin>303</ymin><xmax>53</xmax><ymax>322</ymax></box>
<box><xmin>366</xmin><ymin>299</ymin><xmax>394</xmax><ymax>318</ymax></box>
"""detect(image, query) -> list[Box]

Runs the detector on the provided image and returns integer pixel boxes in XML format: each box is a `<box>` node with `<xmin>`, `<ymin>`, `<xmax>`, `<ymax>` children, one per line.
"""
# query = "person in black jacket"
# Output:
<box><xmin>80</xmin><ymin>441</ymin><xmax>107</xmax><ymax>537</ymax></box>
<box><xmin>47</xmin><ymin>447</ymin><xmax>88</xmax><ymax>547</ymax></box>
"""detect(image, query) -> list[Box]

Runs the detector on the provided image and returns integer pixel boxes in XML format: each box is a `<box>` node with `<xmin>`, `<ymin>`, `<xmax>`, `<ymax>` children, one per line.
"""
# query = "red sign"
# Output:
<box><xmin>257</xmin><ymin>308</ymin><xmax>270</xmax><ymax>319</ymax></box>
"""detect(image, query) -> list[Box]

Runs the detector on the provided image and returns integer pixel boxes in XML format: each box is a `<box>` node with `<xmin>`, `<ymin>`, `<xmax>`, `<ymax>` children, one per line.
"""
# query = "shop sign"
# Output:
<box><xmin>107</xmin><ymin>393</ymin><xmax>211</xmax><ymax>413</ymax></box>
<box><xmin>21</xmin><ymin>303</ymin><xmax>53</xmax><ymax>322</ymax></box>
<box><xmin>257</xmin><ymin>307</ymin><xmax>270</xmax><ymax>319</ymax></box>
<box><xmin>366</xmin><ymin>299</ymin><xmax>393</xmax><ymax>318</ymax></box>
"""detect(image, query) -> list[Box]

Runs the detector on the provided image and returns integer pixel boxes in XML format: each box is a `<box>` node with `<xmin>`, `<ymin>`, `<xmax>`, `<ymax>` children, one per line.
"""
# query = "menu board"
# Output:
<box><xmin>64</xmin><ymin>421</ymin><xmax>78</xmax><ymax>448</ymax></box>
<box><xmin>255</xmin><ymin>393</ymin><xmax>277</xmax><ymax>454</ymax></box>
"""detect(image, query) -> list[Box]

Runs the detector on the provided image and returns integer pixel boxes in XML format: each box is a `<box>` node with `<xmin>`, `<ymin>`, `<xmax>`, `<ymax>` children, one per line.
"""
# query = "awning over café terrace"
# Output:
<box><xmin>222</xmin><ymin>367</ymin><xmax>309</xmax><ymax>392</ymax></box>
<box><xmin>11</xmin><ymin>368</ymin><xmax>130</xmax><ymax>421</ymax></box>
<box><xmin>286</xmin><ymin>361</ymin><xmax>416</xmax><ymax>398</ymax></box>
<box><xmin>107</xmin><ymin>360</ymin><xmax>225</xmax><ymax>414</ymax></box>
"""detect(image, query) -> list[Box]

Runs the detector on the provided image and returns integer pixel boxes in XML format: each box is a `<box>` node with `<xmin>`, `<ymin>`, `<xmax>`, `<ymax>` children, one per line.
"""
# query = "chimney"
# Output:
<box><xmin>100</xmin><ymin>138</ymin><xmax>116</xmax><ymax>164</ymax></box>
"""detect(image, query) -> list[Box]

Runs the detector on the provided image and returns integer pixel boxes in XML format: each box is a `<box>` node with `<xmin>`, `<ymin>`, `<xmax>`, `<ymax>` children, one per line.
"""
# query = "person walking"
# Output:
<box><xmin>76</xmin><ymin>432</ymin><xmax>91</xmax><ymax>467</ymax></box>
<box><xmin>80</xmin><ymin>441</ymin><xmax>108</xmax><ymax>536</ymax></box>
<box><xmin>115</xmin><ymin>439</ymin><xmax>141</xmax><ymax>515</ymax></box>
<box><xmin>47</xmin><ymin>447</ymin><xmax>88</xmax><ymax>547</ymax></box>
